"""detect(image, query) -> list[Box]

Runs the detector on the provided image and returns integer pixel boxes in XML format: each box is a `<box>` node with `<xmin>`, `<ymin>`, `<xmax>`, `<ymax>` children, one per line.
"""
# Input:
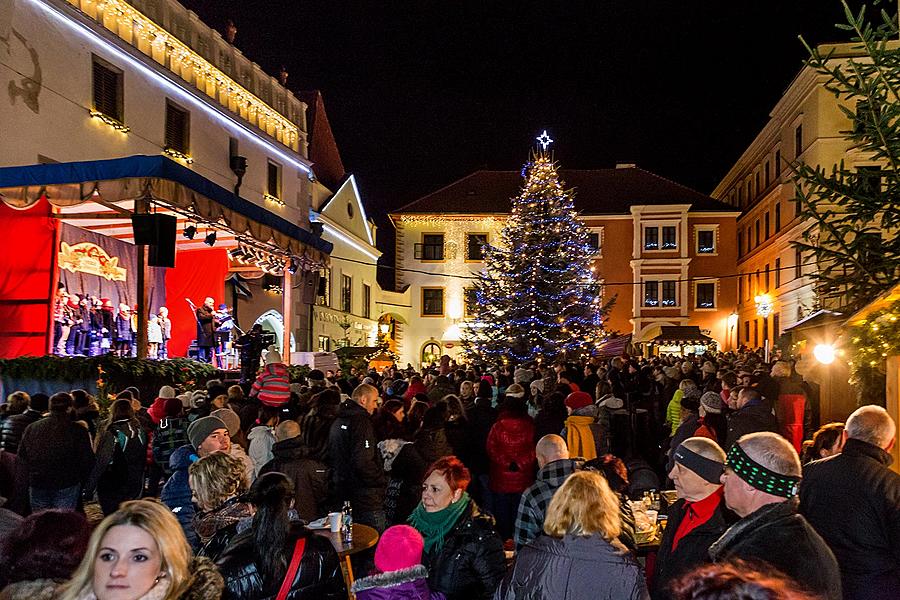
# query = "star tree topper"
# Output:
<box><xmin>536</xmin><ymin>130</ymin><xmax>553</xmax><ymax>150</ymax></box>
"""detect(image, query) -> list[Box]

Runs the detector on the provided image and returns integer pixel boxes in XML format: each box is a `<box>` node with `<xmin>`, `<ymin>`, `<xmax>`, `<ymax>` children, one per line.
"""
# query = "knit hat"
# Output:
<box><xmin>374</xmin><ymin>525</ymin><xmax>424</xmax><ymax>573</ymax></box>
<box><xmin>702</xmin><ymin>361</ymin><xmax>717</xmax><ymax>375</ymax></box>
<box><xmin>308</xmin><ymin>369</ymin><xmax>325</xmax><ymax>383</ymax></box>
<box><xmin>663</xmin><ymin>366</ymin><xmax>680</xmax><ymax>380</ymax></box>
<box><xmin>505</xmin><ymin>383</ymin><xmax>525</xmax><ymax>399</ymax></box>
<box><xmin>700</xmin><ymin>391</ymin><xmax>723</xmax><ymax>414</ymax></box>
<box><xmin>187</xmin><ymin>416</ymin><xmax>227</xmax><ymax>450</ymax></box>
<box><xmin>598</xmin><ymin>394</ymin><xmax>624</xmax><ymax>410</ymax></box>
<box><xmin>163</xmin><ymin>397</ymin><xmax>183</xmax><ymax>417</ymax></box>
<box><xmin>266</xmin><ymin>350</ymin><xmax>282</xmax><ymax>364</ymax></box>
<box><xmin>210</xmin><ymin>408</ymin><xmax>241</xmax><ymax>437</ymax></box>
<box><xmin>513</xmin><ymin>367</ymin><xmax>533</xmax><ymax>384</ymax></box>
<box><xmin>158</xmin><ymin>385</ymin><xmax>176</xmax><ymax>399</ymax></box>
<box><xmin>565</xmin><ymin>391</ymin><xmax>593</xmax><ymax>411</ymax></box>
<box><xmin>177</xmin><ymin>392</ymin><xmax>192</xmax><ymax>408</ymax></box>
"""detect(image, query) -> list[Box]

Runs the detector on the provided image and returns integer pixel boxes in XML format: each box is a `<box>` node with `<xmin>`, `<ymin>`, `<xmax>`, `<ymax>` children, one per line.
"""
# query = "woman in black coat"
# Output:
<box><xmin>216</xmin><ymin>472</ymin><xmax>346</xmax><ymax>600</ymax></box>
<box><xmin>85</xmin><ymin>399</ymin><xmax>147</xmax><ymax>515</ymax></box>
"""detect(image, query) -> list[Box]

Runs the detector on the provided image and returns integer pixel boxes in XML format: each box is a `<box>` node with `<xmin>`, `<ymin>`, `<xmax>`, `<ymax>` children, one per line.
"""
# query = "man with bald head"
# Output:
<box><xmin>651</xmin><ymin>437</ymin><xmax>731</xmax><ymax>600</ymax></box>
<box><xmin>800</xmin><ymin>405</ymin><xmax>899</xmax><ymax>600</ymax></box>
<box><xmin>712</xmin><ymin>432</ymin><xmax>841</xmax><ymax>600</ymax></box>
<box><xmin>514</xmin><ymin>434</ymin><xmax>581</xmax><ymax>550</ymax></box>
<box><xmin>258</xmin><ymin>419</ymin><xmax>328</xmax><ymax>521</ymax></box>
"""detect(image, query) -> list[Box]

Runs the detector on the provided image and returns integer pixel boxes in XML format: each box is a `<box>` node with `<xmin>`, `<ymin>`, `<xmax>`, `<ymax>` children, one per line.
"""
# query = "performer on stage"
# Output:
<box><xmin>53</xmin><ymin>284</ymin><xmax>68</xmax><ymax>354</ymax></box>
<box><xmin>158</xmin><ymin>306</ymin><xmax>171</xmax><ymax>359</ymax></box>
<box><xmin>62</xmin><ymin>295</ymin><xmax>80</xmax><ymax>355</ymax></box>
<box><xmin>214</xmin><ymin>303</ymin><xmax>235</xmax><ymax>368</ymax></box>
<box><xmin>99</xmin><ymin>298</ymin><xmax>115</xmax><ymax>354</ymax></box>
<box><xmin>234</xmin><ymin>323</ymin><xmax>265</xmax><ymax>383</ymax></box>
<box><xmin>115</xmin><ymin>303</ymin><xmax>133</xmax><ymax>357</ymax></box>
<box><xmin>148</xmin><ymin>314</ymin><xmax>163</xmax><ymax>359</ymax></box>
<box><xmin>195</xmin><ymin>297</ymin><xmax>217</xmax><ymax>363</ymax></box>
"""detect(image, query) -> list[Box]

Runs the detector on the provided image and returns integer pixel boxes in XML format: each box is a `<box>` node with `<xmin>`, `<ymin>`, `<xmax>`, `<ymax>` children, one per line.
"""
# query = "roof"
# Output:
<box><xmin>393</xmin><ymin>166</ymin><xmax>737</xmax><ymax>215</ymax></box>
<box><xmin>651</xmin><ymin>326</ymin><xmax>714</xmax><ymax>343</ymax></box>
<box><xmin>298</xmin><ymin>90</ymin><xmax>346</xmax><ymax>191</ymax></box>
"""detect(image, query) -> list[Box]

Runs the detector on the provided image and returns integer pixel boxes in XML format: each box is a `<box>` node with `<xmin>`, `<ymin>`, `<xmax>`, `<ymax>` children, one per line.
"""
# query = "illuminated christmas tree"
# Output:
<box><xmin>464</xmin><ymin>132</ymin><xmax>614</xmax><ymax>363</ymax></box>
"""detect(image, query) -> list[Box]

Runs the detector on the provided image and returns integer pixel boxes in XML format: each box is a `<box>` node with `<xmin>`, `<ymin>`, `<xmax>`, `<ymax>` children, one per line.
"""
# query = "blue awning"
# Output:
<box><xmin>0</xmin><ymin>155</ymin><xmax>332</xmax><ymax>256</ymax></box>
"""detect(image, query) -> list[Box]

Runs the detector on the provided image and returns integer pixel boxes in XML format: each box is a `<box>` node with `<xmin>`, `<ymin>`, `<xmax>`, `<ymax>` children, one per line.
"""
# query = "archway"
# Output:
<box><xmin>421</xmin><ymin>340</ymin><xmax>442</xmax><ymax>366</ymax></box>
<box><xmin>253</xmin><ymin>309</ymin><xmax>296</xmax><ymax>353</ymax></box>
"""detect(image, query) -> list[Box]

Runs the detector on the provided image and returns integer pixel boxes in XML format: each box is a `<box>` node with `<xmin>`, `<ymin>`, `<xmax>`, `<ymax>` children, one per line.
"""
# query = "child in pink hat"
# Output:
<box><xmin>351</xmin><ymin>525</ymin><xmax>445</xmax><ymax>599</ymax></box>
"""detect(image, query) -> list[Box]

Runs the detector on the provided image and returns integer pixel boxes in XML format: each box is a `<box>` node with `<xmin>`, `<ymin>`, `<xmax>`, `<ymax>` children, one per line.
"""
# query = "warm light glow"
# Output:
<box><xmin>754</xmin><ymin>294</ymin><xmax>774</xmax><ymax>318</ymax></box>
<box><xmin>447</xmin><ymin>298</ymin><xmax>463</xmax><ymax>320</ymax></box>
<box><xmin>813</xmin><ymin>343</ymin><xmax>836</xmax><ymax>365</ymax></box>
<box><xmin>727</xmin><ymin>313</ymin><xmax>739</xmax><ymax>328</ymax></box>
<box><xmin>379</xmin><ymin>322</ymin><xmax>390</xmax><ymax>335</ymax></box>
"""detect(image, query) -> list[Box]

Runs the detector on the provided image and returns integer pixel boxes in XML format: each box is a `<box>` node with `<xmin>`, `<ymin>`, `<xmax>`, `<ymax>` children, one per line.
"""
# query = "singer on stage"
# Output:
<box><xmin>195</xmin><ymin>297</ymin><xmax>218</xmax><ymax>363</ymax></box>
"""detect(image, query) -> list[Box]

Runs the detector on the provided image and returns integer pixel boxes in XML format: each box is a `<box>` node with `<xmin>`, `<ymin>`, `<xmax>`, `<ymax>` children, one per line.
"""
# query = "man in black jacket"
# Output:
<box><xmin>800</xmin><ymin>405</ymin><xmax>900</xmax><ymax>600</ymax></box>
<box><xmin>16</xmin><ymin>392</ymin><xmax>94</xmax><ymax>510</ymax></box>
<box><xmin>712</xmin><ymin>432</ymin><xmax>841</xmax><ymax>600</ymax></box>
<box><xmin>328</xmin><ymin>383</ymin><xmax>386</xmax><ymax>531</ymax></box>
<box><xmin>0</xmin><ymin>392</ymin><xmax>43</xmax><ymax>453</ymax></box>
<box><xmin>259</xmin><ymin>420</ymin><xmax>328</xmax><ymax>522</ymax></box>
<box><xmin>652</xmin><ymin>437</ymin><xmax>731</xmax><ymax>600</ymax></box>
<box><xmin>724</xmin><ymin>388</ymin><xmax>778</xmax><ymax>450</ymax></box>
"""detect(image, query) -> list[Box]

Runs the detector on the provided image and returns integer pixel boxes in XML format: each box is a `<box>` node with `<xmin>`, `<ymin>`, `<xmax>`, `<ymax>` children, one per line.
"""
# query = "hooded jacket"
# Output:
<box><xmin>87</xmin><ymin>418</ymin><xmax>147</xmax><ymax>511</ymax></box>
<box><xmin>258</xmin><ymin>437</ymin><xmax>329</xmax><ymax>522</ymax></box>
<box><xmin>486</xmin><ymin>409</ymin><xmax>535</xmax><ymax>494</ymax></box>
<box><xmin>250</xmin><ymin>363</ymin><xmax>291</xmax><ymax>407</ymax></box>
<box><xmin>160</xmin><ymin>444</ymin><xmax>199</xmax><ymax>549</ymax></box>
<box><xmin>352</xmin><ymin>565</ymin><xmax>445</xmax><ymax>600</ymax></box>
<box><xmin>495</xmin><ymin>534</ymin><xmax>648</xmax><ymax>600</ymax></box>
<box><xmin>248</xmin><ymin>425</ymin><xmax>276</xmax><ymax>477</ymax></box>
<box><xmin>724</xmin><ymin>401</ymin><xmax>778</xmax><ymax>450</ymax></box>
<box><xmin>152</xmin><ymin>416</ymin><xmax>189</xmax><ymax>478</ymax></box>
<box><xmin>328</xmin><ymin>400</ymin><xmax>386</xmax><ymax>513</ymax></box>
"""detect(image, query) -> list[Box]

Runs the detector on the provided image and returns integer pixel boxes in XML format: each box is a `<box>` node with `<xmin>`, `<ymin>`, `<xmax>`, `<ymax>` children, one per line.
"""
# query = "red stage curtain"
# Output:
<box><xmin>0</xmin><ymin>199</ymin><xmax>58</xmax><ymax>358</ymax></box>
<box><xmin>164</xmin><ymin>248</ymin><xmax>229</xmax><ymax>357</ymax></box>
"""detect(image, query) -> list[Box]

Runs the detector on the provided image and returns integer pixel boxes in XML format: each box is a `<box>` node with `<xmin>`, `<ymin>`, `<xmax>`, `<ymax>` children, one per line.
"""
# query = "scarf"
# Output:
<box><xmin>408</xmin><ymin>492</ymin><xmax>470</xmax><ymax>555</ymax></box>
<box><xmin>565</xmin><ymin>415</ymin><xmax>598</xmax><ymax>461</ymax></box>
<box><xmin>76</xmin><ymin>577</ymin><xmax>170</xmax><ymax>600</ymax></box>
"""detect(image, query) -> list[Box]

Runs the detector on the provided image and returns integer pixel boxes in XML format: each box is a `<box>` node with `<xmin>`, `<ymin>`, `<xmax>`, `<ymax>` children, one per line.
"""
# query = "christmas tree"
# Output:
<box><xmin>463</xmin><ymin>133</ymin><xmax>614</xmax><ymax>363</ymax></box>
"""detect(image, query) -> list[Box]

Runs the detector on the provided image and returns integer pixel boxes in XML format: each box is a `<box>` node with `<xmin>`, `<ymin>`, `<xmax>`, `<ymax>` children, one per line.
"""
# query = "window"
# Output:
<box><xmin>317</xmin><ymin>335</ymin><xmax>331</xmax><ymax>352</ymax></box>
<box><xmin>775</xmin><ymin>150</ymin><xmax>782</xmax><ymax>178</ymax></box>
<box><xmin>465</xmin><ymin>233</ymin><xmax>488</xmax><ymax>261</ymax></box>
<box><xmin>316</xmin><ymin>268</ymin><xmax>331</xmax><ymax>307</ymax></box>
<box><xmin>662</xmin><ymin>226</ymin><xmax>677</xmax><ymax>249</ymax></box>
<box><xmin>775</xmin><ymin>202</ymin><xmax>781</xmax><ymax>231</ymax></box>
<box><xmin>587</xmin><ymin>230</ymin><xmax>602</xmax><ymax>254</ymax></box>
<box><xmin>858</xmin><ymin>166</ymin><xmax>882</xmax><ymax>195</ymax></box>
<box><xmin>747</xmin><ymin>227</ymin><xmax>752</xmax><ymax>255</ymax></box>
<box><xmin>644</xmin><ymin>227</ymin><xmax>659</xmax><ymax>250</ymax></box>
<box><xmin>422</xmin><ymin>288</ymin><xmax>444</xmax><ymax>316</ymax></box>
<box><xmin>662</xmin><ymin>281</ymin><xmax>677</xmax><ymax>306</ymax></box>
<box><xmin>765</xmin><ymin>264</ymin><xmax>770</xmax><ymax>291</ymax></box>
<box><xmin>696</xmin><ymin>228</ymin><xmax>716</xmax><ymax>254</ymax></box>
<box><xmin>464</xmin><ymin>287</ymin><xmax>478</xmax><ymax>317</ymax></box>
<box><xmin>754</xmin><ymin>319</ymin><xmax>760</xmax><ymax>347</ymax></box>
<box><xmin>762</xmin><ymin>317</ymin><xmax>769</xmax><ymax>344</ymax></box>
<box><xmin>795</xmin><ymin>124</ymin><xmax>803</xmax><ymax>158</ymax></box>
<box><xmin>795</xmin><ymin>247</ymin><xmax>802</xmax><ymax>279</ymax></box>
<box><xmin>745</xmin><ymin>321</ymin><xmax>750</xmax><ymax>344</ymax></box>
<box><xmin>164</xmin><ymin>101</ymin><xmax>190</xmax><ymax>155</ymax></box>
<box><xmin>644</xmin><ymin>281</ymin><xmax>659</xmax><ymax>307</ymax></box>
<box><xmin>755</xmin><ymin>219</ymin><xmax>760</xmax><ymax>246</ymax></box>
<box><xmin>362</xmin><ymin>283</ymin><xmax>371</xmax><ymax>319</ymax></box>
<box><xmin>696</xmin><ymin>282</ymin><xmax>716</xmax><ymax>309</ymax></box>
<box><xmin>739</xmin><ymin>275</ymin><xmax>743</xmax><ymax>299</ymax></box>
<box><xmin>738</xmin><ymin>231</ymin><xmax>743</xmax><ymax>258</ymax></box>
<box><xmin>775</xmin><ymin>258</ymin><xmax>781</xmax><ymax>288</ymax></box>
<box><xmin>340</xmin><ymin>274</ymin><xmax>352</xmax><ymax>313</ymax></box>
<box><xmin>764</xmin><ymin>212</ymin><xmax>770</xmax><ymax>239</ymax></box>
<box><xmin>420</xmin><ymin>234</ymin><xmax>444</xmax><ymax>261</ymax></box>
<box><xmin>773</xmin><ymin>314</ymin><xmax>780</xmax><ymax>340</ymax></box>
<box><xmin>92</xmin><ymin>56</ymin><xmax>123</xmax><ymax>123</ymax></box>
<box><xmin>755</xmin><ymin>172</ymin><xmax>760</xmax><ymax>197</ymax></box>
<box><xmin>764</xmin><ymin>161</ymin><xmax>770</xmax><ymax>187</ymax></box>
<box><xmin>267</xmin><ymin>160</ymin><xmax>282</xmax><ymax>199</ymax></box>
<box><xmin>422</xmin><ymin>341</ymin><xmax>442</xmax><ymax>364</ymax></box>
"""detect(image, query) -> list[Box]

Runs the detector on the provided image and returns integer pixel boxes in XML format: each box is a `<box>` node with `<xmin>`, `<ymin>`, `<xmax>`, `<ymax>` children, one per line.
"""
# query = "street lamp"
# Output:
<box><xmin>754</xmin><ymin>294</ymin><xmax>774</xmax><ymax>318</ymax></box>
<box><xmin>813</xmin><ymin>343</ymin><xmax>836</xmax><ymax>365</ymax></box>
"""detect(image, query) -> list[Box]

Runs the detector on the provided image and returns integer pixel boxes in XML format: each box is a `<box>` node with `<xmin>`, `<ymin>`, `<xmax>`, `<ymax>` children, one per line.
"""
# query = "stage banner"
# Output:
<box><xmin>164</xmin><ymin>248</ymin><xmax>229</xmax><ymax>357</ymax></box>
<box><xmin>0</xmin><ymin>198</ymin><xmax>57</xmax><ymax>358</ymax></box>
<box><xmin>59</xmin><ymin>223</ymin><xmax>166</xmax><ymax>313</ymax></box>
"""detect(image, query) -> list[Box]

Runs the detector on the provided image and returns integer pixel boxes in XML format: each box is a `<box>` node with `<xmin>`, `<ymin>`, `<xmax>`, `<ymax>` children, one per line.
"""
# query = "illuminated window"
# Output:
<box><xmin>696</xmin><ymin>282</ymin><xmax>715</xmax><ymax>309</ymax></box>
<box><xmin>422</xmin><ymin>288</ymin><xmax>444</xmax><ymax>316</ymax></box>
<box><xmin>466</xmin><ymin>233</ymin><xmax>488</xmax><ymax>261</ymax></box>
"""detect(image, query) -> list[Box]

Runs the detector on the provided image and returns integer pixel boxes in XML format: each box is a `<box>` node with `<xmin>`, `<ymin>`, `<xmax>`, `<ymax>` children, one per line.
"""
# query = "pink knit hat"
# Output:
<box><xmin>374</xmin><ymin>525</ymin><xmax>424</xmax><ymax>573</ymax></box>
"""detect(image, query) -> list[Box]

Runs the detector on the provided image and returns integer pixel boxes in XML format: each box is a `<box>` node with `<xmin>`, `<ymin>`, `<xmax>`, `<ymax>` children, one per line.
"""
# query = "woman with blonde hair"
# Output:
<box><xmin>60</xmin><ymin>499</ymin><xmax>223</xmax><ymax>600</ymax></box>
<box><xmin>494</xmin><ymin>470</ymin><xmax>648</xmax><ymax>600</ymax></box>
<box><xmin>189</xmin><ymin>451</ymin><xmax>253</xmax><ymax>560</ymax></box>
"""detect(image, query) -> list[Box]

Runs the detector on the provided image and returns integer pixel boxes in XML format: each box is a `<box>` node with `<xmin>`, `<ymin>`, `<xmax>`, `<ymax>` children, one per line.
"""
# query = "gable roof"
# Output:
<box><xmin>315</xmin><ymin>174</ymin><xmax>375</xmax><ymax>247</ymax></box>
<box><xmin>298</xmin><ymin>90</ymin><xmax>346</xmax><ymax>191</ymax></box>
<box><xmin>392</xmin><ymin>166</ymin><xmax>736</xmax><ymax>215</ymax></box>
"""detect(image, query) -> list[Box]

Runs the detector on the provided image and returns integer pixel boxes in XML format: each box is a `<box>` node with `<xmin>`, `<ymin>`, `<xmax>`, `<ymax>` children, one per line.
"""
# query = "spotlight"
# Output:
<box><xmin>287</xmin><ymin>257</ymin><xmax>299</xmax><ymax>274</ymax></box>
<box><xmin>183</xmin><ymin>225</ymin><xmax>197</xmax><ymax>239</ymax></box>
<box><xmin>204</xmin><ymin>231</ymin><xmax>217</xmax><ymax>246</ymax></box>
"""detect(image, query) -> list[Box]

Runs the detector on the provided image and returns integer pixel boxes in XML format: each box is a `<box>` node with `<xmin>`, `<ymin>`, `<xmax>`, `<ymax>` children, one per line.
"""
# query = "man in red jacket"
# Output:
<box><xmin>486</xmin><ymin>396</ymin><xmax>535</xmax><ymax>540</ymax></box>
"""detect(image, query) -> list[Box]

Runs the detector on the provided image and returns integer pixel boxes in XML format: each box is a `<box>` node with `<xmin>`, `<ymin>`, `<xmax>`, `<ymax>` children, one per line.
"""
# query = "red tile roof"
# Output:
<box><xmin>298</xmin><ymin>90</ymin><xmax>346</xmax><ymax>191</ymax></box>
<box><xmin>392</xmin><ymin>166</ymin><xmax>736</xmax><ymax>215</ymax></box>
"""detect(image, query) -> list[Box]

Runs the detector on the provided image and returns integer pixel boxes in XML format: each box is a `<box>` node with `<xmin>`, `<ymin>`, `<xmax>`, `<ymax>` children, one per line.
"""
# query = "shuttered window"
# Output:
<box><xmin>92</xmin><ymin>57</ymin><xmax>123</xmax><ymax>122</ymax></box>
<box><xmin>165</xmin><ymin>102</ymin><xmax>190</xmax><ymax>154</ymax></box>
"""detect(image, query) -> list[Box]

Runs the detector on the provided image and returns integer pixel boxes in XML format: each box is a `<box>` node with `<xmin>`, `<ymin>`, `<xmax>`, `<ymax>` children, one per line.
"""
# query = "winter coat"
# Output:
<box><xmin>495</xmin><ymin>534</ymin><xmax>648</xmax><ymax>600</ymax></box>
<box><xmin>723</xmin><ymin>401</ymin><xmax>778</xmax><ymax>451</ymax></box>
<box><xmin>709</xmin><ymin>498</ymin><xmax>841</xmax><ymax>600</ymax></box>
<box><xmin>216</xmin><ymin>523</ymin><xmax>347</xmax><ymax>600</ymax></box>
<box><xmin>486</xmin><ymin>410</ymin><xmax>536</xmax><ymax>494</ymax></box>
<box><xmin>381</xmin><ymin>439</ymin><xmax>428</xmax><ymax>525</ymax></box>
<box><xmin>467</xmin><ymin>399</ymin><xmax>497</xmax><ymax>475</ymax></box>
<box><xmin>196</xmin><ymin>306</ymin><xmax>216</xmax><ymax>347</ymax></box>
<box><xmin>413</xmin><ymin>426</ymin><xmax>453</xmax><ymax>466</ymax></box>
<box><xmin>328</xmin><ymin>400</ymin><xmax>386</xmax><ymax>513</ymax></box>
<box><xmin>248</xmin><ymin>425</ymin><xmax>276</xmax><ymax>477</ymax></box>
<box><xmin>773</xmin><ymin>376</ymin><xmax>813</xmax><ymax>453</ymax></box>
<box><xmin>87</xmin><ymin>418</ymin><xmax>147</xmax><ymax>514</ymax></box>
<box><xmin>16</xmin><ymin>413</ymin><xmax>94</xmax><ymax>490</ymax></box>
<box><xmin>161</xmin><ymin>445</ymin><xmax>200</xmax><ymax>549</ymax></box>
<box><xmin>297</xmin><ymin>410</ymin><xmax>337</xmax><ymax>463</ymax></box>
<box><xmin>115</xmin><ymin>314</ymin><xmax>132</xmax><ymax>342</ymax></box>
<box><xmin>194</xmin><ymin>497</ymin><xmax>255</xmax><ymax>560</ymax></box>
<box><xmin>352</xmin><ymin>565</ymin><xmax>445</xmax><ymax>600</ymax></box>
<box><xmin>421</xmin><ymin>500</ymin><xmax>506</xmax><ymax>600</ymax></box>
<box><xmin>75</xmin><ymin>404</ymin><xmax>101</xmax><ymax>439</ymax></box>
<box><xmin>250</xmin><ymin>363</ymin><xmax>291</xmax><ymax>408</ymax></box>
<box><xmin>800</xmin><ymin>438</ymin><xmax>900</xmax><ymax>600</ymax></box>
<box><xmin>258</xmin><ymin>437</ymin><xmax>329</xmax><ymax>522</ymax></box>
<box><xmin>148</xmin><ymin>320</ymin><xmax>163</xmax><ymax>344</ymax></box>
<box><xmin>559</xmin><ymin>403</ymin><xmax>608</xmax><ymax>459</ymax></box>
<box><xmin>0</xmin><ymin>409</ymin><xmax>42</xmax><ymax>454</ymax></box>
<box><xmin>650</xmin><ymin>495</ymin><xmax>731</xmax><ymax>600</ymax></box>
<box><xmin>514</xmin><ymin>458</ymin><xmax>580</xmax><ymax>550</ymax></box>
<box><xmin>444</xmin><ymin>417</ymin><xmax>468</xmax><ymax>458</ymax></box>
<box><xmin>666</xmin><ymin>413</ymin><xmax>700</xmax><ymax>473</ymax></box>
<box><xmin>0</xmin><ymin>578</ymin><xmax>66</xmax><ymax>600</ymax></box>
<box><xmin>533</xmin><ymin>406</ymin><xmax>566</xmax><ymax>445</ymax></box>
<box><xmin>64</xmin><ymin>556</ymin><xmax>223</xmax><ymax>600</ymax></box>
<box><xmin>152</xmin><ymin>416</ymin><xmax>189</xmax><ymax>478</ymax></box>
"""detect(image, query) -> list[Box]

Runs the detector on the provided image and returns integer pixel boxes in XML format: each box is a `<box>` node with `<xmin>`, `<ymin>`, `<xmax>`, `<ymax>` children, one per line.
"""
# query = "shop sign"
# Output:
<box><xmin>59</xmin><ymin>242</ymin><xmax>127</xmax><ymax>281</ymax></box>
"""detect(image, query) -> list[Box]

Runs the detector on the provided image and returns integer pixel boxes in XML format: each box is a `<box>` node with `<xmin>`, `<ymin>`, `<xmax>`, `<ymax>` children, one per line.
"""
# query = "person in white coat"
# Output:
<box><xmin>248</xmin><ymin>404</ymin><xmax>280</xmax><ymax>477</ymax></box>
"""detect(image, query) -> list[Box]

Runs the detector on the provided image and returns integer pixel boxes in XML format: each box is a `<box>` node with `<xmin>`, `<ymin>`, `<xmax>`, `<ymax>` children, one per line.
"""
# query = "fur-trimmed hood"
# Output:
<box><xmin>351</xmin><ymin>565</ymin><xmax>444</xmax><ymax>599</ymax></box>
<box><xmin>180</xmin><ymin>556</ymin><xmax>224</xmax><ymax>600</ymax></box>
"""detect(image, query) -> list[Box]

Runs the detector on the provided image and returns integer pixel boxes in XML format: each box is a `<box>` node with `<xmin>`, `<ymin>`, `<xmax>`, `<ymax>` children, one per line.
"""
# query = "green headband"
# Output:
<box><xmin>726</xmin><ymin>443</ymin><xmax>800</xmax><ymax>498</ymax></box>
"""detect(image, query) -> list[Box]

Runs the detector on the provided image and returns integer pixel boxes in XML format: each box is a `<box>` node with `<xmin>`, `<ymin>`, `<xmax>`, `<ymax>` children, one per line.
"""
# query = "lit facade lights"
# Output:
<box><xmin>162</xmin><ymin>147</ymin><xmax>194</xmax><ymax>164</ymax></box>
<box><xmin>89</xmin><ymin>109</ymin><xmax>130</xmax><ymax>133</ymax></box>
<box><xmin>264</xmin><ymin>193</ymin><xmax>285</xmax><ymax>207</ymax></box>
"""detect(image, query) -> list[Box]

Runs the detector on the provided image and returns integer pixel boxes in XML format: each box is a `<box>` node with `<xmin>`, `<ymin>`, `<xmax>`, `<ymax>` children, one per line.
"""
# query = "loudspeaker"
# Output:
<box><xmin>300</xmin><ymin>270</ymin><xmax>319</xmax><ymax>305</ymax></box>
<box><xmin>131</xmin><ymin>214</ymin><xmax>157</xmax><ymax>245</ymax></box>
<box><xmin>148</xmin><ymin>214</ymin><xmax>177</xmax><ymax>268</ymax></box>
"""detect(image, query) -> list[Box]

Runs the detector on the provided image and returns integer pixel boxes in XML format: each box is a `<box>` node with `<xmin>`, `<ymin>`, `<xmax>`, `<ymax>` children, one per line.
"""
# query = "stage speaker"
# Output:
<box><xmin>148</xmin><ymin>214</ymin><xmax>177</xmax><ymax>268</ymax></box>
<box><xmin>300</xmin><ymin>270</ymin><xmax>319</xmax><ymax>304</ymax></box>
<box><xmin>131</xmin><ymin>214</ymin><xmax>157</xmax><ymax>245</ymax></box>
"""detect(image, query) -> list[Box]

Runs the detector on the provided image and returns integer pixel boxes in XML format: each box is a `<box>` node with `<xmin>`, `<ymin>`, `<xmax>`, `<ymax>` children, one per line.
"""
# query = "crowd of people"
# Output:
<box><xmin>0</xmin><ymin>348</ymin><xmax>897</xmax><ymax>600</ymax></box>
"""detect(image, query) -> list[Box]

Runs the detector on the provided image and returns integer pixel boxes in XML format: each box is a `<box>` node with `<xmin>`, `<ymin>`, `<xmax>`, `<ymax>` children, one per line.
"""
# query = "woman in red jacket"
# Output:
<box><xmin>486</xmin><ymin>396</ymin><xmax>535</xmax><ymax>540</ymax></box>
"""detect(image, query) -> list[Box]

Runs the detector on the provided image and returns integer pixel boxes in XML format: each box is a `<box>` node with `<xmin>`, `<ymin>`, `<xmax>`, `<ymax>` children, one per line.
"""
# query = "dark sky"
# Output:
<box><xmin>184</xmin><ymin>0</ymin><xmax>852</xmax><ymax>263</ymax></box>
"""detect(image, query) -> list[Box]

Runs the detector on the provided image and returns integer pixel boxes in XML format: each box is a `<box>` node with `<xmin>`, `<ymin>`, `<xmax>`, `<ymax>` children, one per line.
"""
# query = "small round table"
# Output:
<box><xmin>319</xmin><ymin>524</ymin><xmax>380</xmax><ymax>587</ymax></box>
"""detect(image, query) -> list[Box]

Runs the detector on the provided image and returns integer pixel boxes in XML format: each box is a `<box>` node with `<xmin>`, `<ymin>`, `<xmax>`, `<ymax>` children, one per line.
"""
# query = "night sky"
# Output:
<box><xmin>184</xmin><ymin>0</ymin><xmax>853</xmax><ymax>269</ymax></box>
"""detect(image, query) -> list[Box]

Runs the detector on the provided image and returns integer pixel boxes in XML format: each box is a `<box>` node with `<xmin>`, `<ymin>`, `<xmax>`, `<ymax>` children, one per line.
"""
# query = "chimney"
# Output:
<box><xmin>279</xmin><ymin>66</ymin><xmax>289</xmax><ymax>86</ymax></box>
<box><xmin>225</xmin><ymin>19</ymin><xmax>237</xmax><ymax>44</ymax></box>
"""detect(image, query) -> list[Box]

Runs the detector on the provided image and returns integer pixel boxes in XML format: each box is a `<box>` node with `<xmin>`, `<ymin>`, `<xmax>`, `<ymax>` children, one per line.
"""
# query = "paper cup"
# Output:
<box><xmin>328</xmin><ymin>512</ymin><xmax>342</xmax><ymax>532</ymax></box>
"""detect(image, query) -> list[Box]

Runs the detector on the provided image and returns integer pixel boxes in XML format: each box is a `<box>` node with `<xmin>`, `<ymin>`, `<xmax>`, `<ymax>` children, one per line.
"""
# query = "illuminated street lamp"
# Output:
<box><xmin>813</xmin><ymin>343</ymin><xmax>837</xmax><ymax>365</ymax></box>
<box><xmin>755</xmin><ymin>293</ymin><xmax>774</xmax><ymax>318</ymax></box>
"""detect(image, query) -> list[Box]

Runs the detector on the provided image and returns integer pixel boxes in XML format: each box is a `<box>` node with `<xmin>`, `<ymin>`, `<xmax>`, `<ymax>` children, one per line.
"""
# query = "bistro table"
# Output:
<box><xmin>318</xmin><ymin>523</ymin><xmax>380</xmax><ymax>589</ymax></box>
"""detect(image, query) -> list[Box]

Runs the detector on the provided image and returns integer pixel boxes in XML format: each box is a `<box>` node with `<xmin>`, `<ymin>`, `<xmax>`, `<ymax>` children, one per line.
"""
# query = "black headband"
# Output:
<box><xmin>674</xmin><ymin>443</ymin><xmax>725</xmax><ymax>484</ymax></box>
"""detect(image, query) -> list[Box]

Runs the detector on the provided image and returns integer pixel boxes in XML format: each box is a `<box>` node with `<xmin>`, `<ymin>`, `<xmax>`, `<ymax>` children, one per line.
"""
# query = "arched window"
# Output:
<box><xmin>421</xmin><ymin>341</ymin><xmax>441</xmax><ymax>366</ymax></box>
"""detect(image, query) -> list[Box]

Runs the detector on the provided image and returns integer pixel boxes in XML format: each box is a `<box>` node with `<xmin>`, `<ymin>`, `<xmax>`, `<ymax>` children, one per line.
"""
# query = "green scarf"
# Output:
<box><xmin>408</xmin><ymin>492</ymin><xmax>470</xmax><ymax>555</ymax></box>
